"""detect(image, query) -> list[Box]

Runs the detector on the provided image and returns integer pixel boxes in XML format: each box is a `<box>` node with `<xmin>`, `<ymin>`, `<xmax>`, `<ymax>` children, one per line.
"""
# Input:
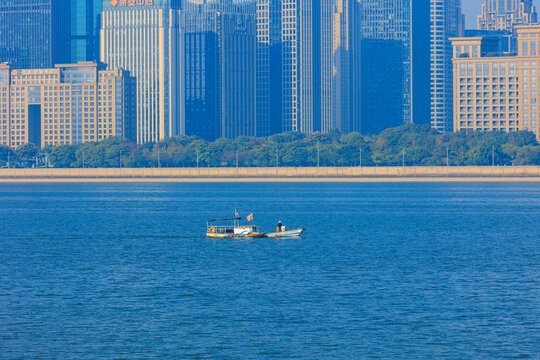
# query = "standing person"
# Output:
<box><xmin>276</xmin><ymin>221</ymin><xmax>283</xmax><ymax>233</ymax></box>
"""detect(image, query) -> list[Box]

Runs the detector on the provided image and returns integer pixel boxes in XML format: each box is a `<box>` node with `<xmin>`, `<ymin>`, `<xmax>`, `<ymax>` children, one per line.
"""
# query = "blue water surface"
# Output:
<box><xmin>0</xmin><ymin>182</ymin><xmax>539</xmax><ymax>359</ymax></box>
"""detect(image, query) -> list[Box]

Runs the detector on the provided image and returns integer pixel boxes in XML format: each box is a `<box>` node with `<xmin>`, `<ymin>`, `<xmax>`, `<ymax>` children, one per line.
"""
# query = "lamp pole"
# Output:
<box><xmin>492</xmin><ymin>146</ymin><xmax>495</xmax><ymax>166</ymax></box>
<box><xmin>402</xmin><ymin>148</ymin><xmax>405</xmax><ymax>167</ymax></box>
<box><xmin>317</xmin><ymin>147</ymin><xmax>320</xmax><ymax>168</ymax></box>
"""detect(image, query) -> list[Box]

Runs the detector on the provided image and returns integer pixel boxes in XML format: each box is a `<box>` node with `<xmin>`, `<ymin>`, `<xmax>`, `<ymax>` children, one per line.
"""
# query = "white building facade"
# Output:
<box><xmin>100</xmin><ymin>0</ymin><xmax>184</xmax><ymax>144</ymax></box>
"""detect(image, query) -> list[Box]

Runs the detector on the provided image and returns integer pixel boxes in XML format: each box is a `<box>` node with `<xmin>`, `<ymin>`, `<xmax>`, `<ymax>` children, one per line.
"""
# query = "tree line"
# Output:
<box><xmin>2</xmin><ymin>125</ymin><xmax>540</xmax><ymax>168</ymax></box>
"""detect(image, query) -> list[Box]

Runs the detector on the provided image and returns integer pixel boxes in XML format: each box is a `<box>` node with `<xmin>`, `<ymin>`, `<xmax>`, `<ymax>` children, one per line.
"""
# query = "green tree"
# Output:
<box><xmin>0</xmin><ymin>145</ymin><xmax>16</xmax><ymax>167</ymax></box>
<box><xmin>15</xmin><ymin>143</ymin><xmax>38</xmax><ymax>162</ymax></box>
<box><xmin>50</xmin><ymin>145</ymin><xmax>77</xmax><ymax>168</ymax></box>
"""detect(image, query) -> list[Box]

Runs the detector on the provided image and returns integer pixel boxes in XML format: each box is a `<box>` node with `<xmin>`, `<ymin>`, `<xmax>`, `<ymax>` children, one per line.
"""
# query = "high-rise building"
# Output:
<box><xmin>183</xmin><ymin>0</ymin><xmax>256</xmax><ymax>140</ymax></box>
<box><xmin>345</xmin><ymin>0</ymin><xmax>362</xmax><ymax>134</ymax></box>
<box><xmin>220</xmin><ymin>4</ymin><xmax>257</xmax><ymax>139</ymax></box>
<box><xmin>326</xmin><ymin>0</ymin><xmax>359</xmax><ymax>134</ymax></box>
<box><xmin>332</xmin><ymin>0</ymin><xmax>362</xmax><ymax>134</ymax></box>
<box><xmin>0</xmin><ymin>62</ymin><xmax>136</xmax><ymax>148</ymax></box>
<box><xmin>478</xmin><ymin>0</ymin><xmax>538</xmax><ymax>31</ymax></box>
<box><xmin>430</xmin><ymin>0</ymin><xmax>464</xmax><ymax>132</ymax></box>
<box><xmin>0</xmin><ymin>1</ymin><xmax>70</xmax><ymax>69</ymax></box>
<box><xmin>100</xmin><ymin>0</ymin><xmax>185</xmax><ymax>144</ymax></box>
<box><xmin>357</xmin><ymin>0</ymin><xmax>430</xmax><ymax>134</ymax></box>
<box><xmin>184</xmin><ymin>3</ymin><xmax>220</xmax><ymax>141</ymax></box>
<box><xmin>0</xmin><ymin>1</ymin><xmax>102</xmax><ymax>67</ymax></box>
<box><xmin>452</xmin><ymin>25</ymin><xmax>540</xmax><ymax>140</ymax></box>
<box><xmin>281</xmin><ymin>0</ymin><xmax>357</xmax><ymax>134</ymax></box>
<box><xmin>256</xmin><ymin>0</ymin><xmax>282</xmax><ymax>136</ymax></box>
<box><xmin>70</xmin><ymin>0</ymin><xmax>102</xmax><ymax>63</ymax></box>
<box><xmin>280</xmin><ymin>0</ymin><xmax>299</xmax><ymax>132</ymax></box>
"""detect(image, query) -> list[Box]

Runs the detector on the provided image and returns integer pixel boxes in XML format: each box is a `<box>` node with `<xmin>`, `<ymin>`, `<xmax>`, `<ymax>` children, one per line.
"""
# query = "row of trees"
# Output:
<box><xmin>2</xmin><ymin>125</ymin><xmax>540</xmax><ymax>168</ymax></box>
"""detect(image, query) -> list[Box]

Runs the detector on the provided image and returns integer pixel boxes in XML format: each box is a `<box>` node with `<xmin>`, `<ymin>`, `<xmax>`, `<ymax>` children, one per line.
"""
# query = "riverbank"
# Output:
<box><xmin>1</xmin><ymin>166</ymin><xmax>540</xmax><ymax>182</ymax></box>
<box><xmin>2</xmin><ymin>177</ymin><xmax>540</xmax><ymax>183</ymax></box>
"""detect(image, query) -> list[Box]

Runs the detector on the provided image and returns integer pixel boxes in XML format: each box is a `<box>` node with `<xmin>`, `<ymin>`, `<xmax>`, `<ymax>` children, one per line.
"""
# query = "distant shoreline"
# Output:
<box><xmin>1</xmin><ymin>166</ymin><xmax>540</xmax><ymax>183</ymax></box>
<box><xmin>1</xmin><ymin>177</ymin><xmax>540</xmax><ymax>183</ymax></box>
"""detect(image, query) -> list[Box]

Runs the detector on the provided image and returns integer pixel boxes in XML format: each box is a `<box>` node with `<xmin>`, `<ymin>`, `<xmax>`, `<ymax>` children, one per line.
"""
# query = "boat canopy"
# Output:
<box><xmin>205</xmin><ymin>217</ymin><xmax>242</xmax><ymax>222</ymax></box>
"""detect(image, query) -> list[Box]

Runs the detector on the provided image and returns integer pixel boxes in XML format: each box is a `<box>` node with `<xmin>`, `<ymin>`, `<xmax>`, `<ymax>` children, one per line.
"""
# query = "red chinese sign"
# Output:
<box><xmin>111</xmin><ymin>0</ymin><xmax>153</xmax><ymax>6</ymax></box>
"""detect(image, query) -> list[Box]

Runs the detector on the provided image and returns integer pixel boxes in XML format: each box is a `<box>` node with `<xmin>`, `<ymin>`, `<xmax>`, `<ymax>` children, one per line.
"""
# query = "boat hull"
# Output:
<box><xmin>266</xmin><ymin>228</ymin><xmax>305</xmax><ymax>238</ymax></box>
<box><xmin>206</xmin><ymin>232</ymin><xmax>266</xmax><ymax>239</ymax></box>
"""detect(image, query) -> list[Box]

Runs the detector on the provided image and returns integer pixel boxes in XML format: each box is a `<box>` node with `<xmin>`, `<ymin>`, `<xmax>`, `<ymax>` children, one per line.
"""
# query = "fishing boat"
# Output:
<box><xmin>206</xmin><ymin>212</ymin><xmax>265</xmax><ymax>238</ymax></box>
<box><xmin>266</xmin><ymin>228</ymin><xmax>306</xmax><ymax>238</ymax></box>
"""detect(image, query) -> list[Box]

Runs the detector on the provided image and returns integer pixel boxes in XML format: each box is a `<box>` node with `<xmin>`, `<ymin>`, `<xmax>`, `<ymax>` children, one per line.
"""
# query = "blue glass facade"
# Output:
<box><xmin>359</xmin><ymin>0</ymin><xmax>431</xmax><ymax>134</ymax></box>
<box><xmin>183</xmin><ymin>1</ymin><xmax>256</xmax><ymax>140</ymax></box>
<box><xmin>70</xmin><ymin>0</ymin><xmax>102</xmax><ymax>62</ymax></box>
<box><xmin>184</xmin><ymin>6</ymin><xmax>220</xmax><ymax>141</ymax></box>
<box><xmin>0</xmin><ymin>0</ymin><xmax>70</xmax><ymax>68</ymax></box>
<box><xmin>256</xmin><ymin>0</ymin><xmax>282</xmax><ymax>137</ymax></box>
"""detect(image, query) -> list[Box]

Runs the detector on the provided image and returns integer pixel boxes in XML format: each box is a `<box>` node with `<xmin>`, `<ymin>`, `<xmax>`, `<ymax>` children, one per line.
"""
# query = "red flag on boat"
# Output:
<box><xmin>247</xmin><ymin>213</ymin><xmax>254</xmax><ymax>221</ymax></box>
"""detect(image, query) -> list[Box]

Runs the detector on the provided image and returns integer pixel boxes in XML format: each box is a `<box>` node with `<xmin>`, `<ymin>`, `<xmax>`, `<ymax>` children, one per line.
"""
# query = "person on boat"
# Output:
<box><xmin>276</xmin><ymin>221</ymin><xmax>285</xmax><ymax>233</ymax></box>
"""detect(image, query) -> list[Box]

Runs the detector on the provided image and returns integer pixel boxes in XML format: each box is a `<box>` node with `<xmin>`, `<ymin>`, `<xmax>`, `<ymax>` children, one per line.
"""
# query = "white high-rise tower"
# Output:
<box><xmin>430</xmin><ymin>0</ymin><xmax>464</xmax><ymax>132</ymax></box>
<box><xmin>100</xmin><ymin>0</ymin><xmax>185</xmax><ymax>144</ymax></box>
<box><xmin>478</xmin><ymin>0</ymin><xmax>538</xmax><ymax>31</ymax></box>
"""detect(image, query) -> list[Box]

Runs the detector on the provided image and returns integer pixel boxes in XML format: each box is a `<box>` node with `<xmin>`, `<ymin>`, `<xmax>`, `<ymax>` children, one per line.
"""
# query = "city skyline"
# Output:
<box><xmin>3</xmin><ymin>0</ymin><xmax>540</xmax><ymax>150</ymax></box>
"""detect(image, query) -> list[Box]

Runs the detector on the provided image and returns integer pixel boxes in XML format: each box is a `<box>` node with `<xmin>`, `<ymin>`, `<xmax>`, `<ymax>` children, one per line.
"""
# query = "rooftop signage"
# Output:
<box><xmin>110</xmin><ymin>0</ymin><xmax>154</xmax><ymax>6</ymax></box>
<box><xmin>103</xmin><ymin>0</ymin><xmax>174</xmax><ymax>10</ymax></box>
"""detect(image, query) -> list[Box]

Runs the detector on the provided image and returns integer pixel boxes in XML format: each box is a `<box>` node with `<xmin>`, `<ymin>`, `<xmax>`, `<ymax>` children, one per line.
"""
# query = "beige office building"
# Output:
<box><xmin>452</xmin><ymin>25</ymin><xmax>540</xmax><ymax>139</ymax></box>
<box><xmin>0</xmin><ymin>62</ymin><xmax>135</xmax><ymax>148</ymax></box>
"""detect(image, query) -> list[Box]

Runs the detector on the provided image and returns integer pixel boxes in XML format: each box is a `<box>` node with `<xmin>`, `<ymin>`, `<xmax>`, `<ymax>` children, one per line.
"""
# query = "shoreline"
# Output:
<box><xmin>1</xmin><ymin>166</ymin><xmax>540</xmax><ymax>183</ymax></box>
<box><xmin>1</xmin><ymin>177</ymin><xmax>540</xmax><ymax>183</ymax></box>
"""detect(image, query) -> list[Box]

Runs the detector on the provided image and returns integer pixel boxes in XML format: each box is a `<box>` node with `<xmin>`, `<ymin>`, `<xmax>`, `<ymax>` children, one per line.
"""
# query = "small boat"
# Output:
<box><xmin>206</xmin><ymin>212</ymin><xmax>265</xmax><ymax>238</ymax></box>
<box><xmin>266</xmin><ymin>228</ymin><xmax>306</xmax><ymax>238</ymax></box>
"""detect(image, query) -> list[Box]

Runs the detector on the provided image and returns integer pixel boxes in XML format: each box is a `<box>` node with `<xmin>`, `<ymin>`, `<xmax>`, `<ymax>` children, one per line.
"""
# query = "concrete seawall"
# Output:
<box><xmin>1</xmin><ymin>166</ymin><xmax>540</xmax><ymax>182</ymax></box>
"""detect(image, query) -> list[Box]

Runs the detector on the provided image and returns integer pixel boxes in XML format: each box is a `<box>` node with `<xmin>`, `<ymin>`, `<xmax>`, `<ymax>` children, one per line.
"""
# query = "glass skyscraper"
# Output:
<box><xmin>0</xmin><ymin>0</ymin><xmax>70</xmax><ymax>68</ymax></box>
<box><xmin>336</xmin><ymin>0</ymin><xmax>361</xmax><ymax>133</ymax></box>
<box><xmin>184</xmin><ymin>0</ymin><xmax>256</xmax><ymax>140</ymax></box>
<box><xmin>281</xmin><ymin>0</ymin><xmax>358</xmax><ymax>134</ymax></box>
<box><xmin>357</xmin><ymin>0</ymin><xmax>430</xmax><ymax>134</ymax></box>
<box><xmin>70</xmin><ymin>0</ymin><xmax>102</xmax><ymax>62</ymax></box>
<box><xmin>256</xmin><ymin>0</ymin><xmax>282</xmax><ymax>136</ymax></box>
<box><xmin>184</xmin><ymin>3</ymin><xmax>220</xmax><ymax>141</ymax></box>
<box><xmin>430</xmin><ymin>0</ymin><xmax>463</xmax><ymax>132</ymax></box>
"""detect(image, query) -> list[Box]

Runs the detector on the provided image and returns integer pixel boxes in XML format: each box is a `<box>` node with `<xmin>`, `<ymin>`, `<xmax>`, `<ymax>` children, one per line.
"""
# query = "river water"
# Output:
<box><xmin>0</xmin><ymin>182</ymin><xmax>539</xmax><ymax>359</ymax></box>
